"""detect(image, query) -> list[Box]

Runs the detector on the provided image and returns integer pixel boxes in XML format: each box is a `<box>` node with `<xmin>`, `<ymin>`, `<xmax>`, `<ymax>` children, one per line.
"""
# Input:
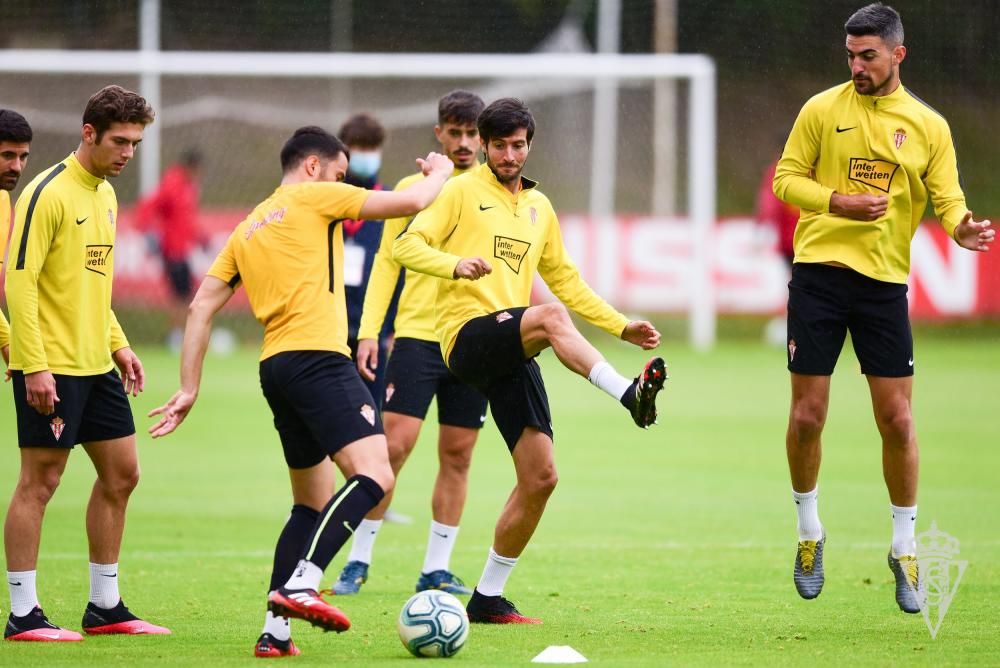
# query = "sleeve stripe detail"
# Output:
<box><xmin>227</xmin><ymin>272</ymin><xmax>241</xmax><ymax>288</ymax></box>
<box><xmin>15</xmin><ymin>163</ymin><xmax>67</xmax><ymax>270</ymax></box>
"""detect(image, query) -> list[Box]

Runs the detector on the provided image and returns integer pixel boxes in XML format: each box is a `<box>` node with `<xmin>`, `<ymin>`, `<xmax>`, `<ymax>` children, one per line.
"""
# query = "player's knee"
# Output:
<box><xmin>540</xmin><ymin>303</ymin><xmax>572</xmax><ymax>335</ymax></box>
<box><xmin>368</xmin><ymin>465</ymin><xmax>395</xmax><ymax>497</ymax></box>
<box><xmin>439</xmin><ymin>436</ymin><xmax>475</xmax><ymax>473</ymax></box>
<box><xmin>99</xmin><ymin>466</ymin><xmax>141</xmax><ymax>500</ymax></box>
<box><xmin>525</xmin><ymin>466</ymin><xmax>559</xmax><ymax>499</ymax></box>
<box><xmin>876</xmin><ymin>406</ymin><xmax>915</xmax><ymax>444</ymax></box>
<box><xmin>18</xmin><ymin>473</ymin><xmax>62</xmax><ymax>506</ymax></box>
<box><xmin>790</xmin><ymin>402</ymin><xmax>827</xmax><ymax>441</ymax></box>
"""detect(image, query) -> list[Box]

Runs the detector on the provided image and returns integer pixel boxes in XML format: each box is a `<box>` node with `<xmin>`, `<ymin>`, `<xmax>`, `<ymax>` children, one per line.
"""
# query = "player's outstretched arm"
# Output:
<box><xmin>621</xmin><ymin>321</ymin><xmax>661</xmax><ymax>350</ymax></box>
<box><xmin>148</xmin><ymin>276</ymin><xmax>234</xmax><ymax>438</ymax></box>
<box><xmin>953</xmin><ymin>212</ymin><xmax>994</xmax><ymax>252</ymax></box>
<box><xmin>357</xmin><ymin>152</ymin><xmax>453</xmax><ymax>220</ymax></box>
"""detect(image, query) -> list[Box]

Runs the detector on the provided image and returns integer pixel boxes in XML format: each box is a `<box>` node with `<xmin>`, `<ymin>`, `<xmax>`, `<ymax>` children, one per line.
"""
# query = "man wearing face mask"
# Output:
<box><xmin>338</xmin><ymin>113</ymin><xmax>401</xmax><ymax>404</ymax></box>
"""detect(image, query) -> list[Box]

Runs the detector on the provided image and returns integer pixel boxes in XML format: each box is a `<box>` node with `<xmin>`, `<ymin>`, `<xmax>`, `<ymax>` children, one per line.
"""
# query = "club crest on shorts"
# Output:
<box><xmin>788</xmin><ymin>339</ymin><xmax>797</xmax><ymax>362</ymax></box>
<box><xmin>385</xmin><ymin>383</ymin><xmax>395</xmax><ymax>403</ymax></box>
<box><xmin>50</xmin><ymin>416</ymin><xmax>66</xmax><ymax>441</ymax></box>
<box><xmin>496</xmin><ymin>311</ymin><xmax>513</xmax><ymax>324</ymax></box>
<box><xmin>360</xmin><ymin>403</ymin><xmax>376</xmax><ymax>426</ymax></box>
<box><xmin>894</xmin><ymin>127</ymin><xmax>907</xmax><ymax>149</ymax></box>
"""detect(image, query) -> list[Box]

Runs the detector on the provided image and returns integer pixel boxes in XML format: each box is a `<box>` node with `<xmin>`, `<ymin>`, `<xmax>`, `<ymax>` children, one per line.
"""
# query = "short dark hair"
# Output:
<box><xmin>0</xmin><ymin>109</ymin><xmax>32</xmax><ymax>144</ymax></box>
<box><xmin>338</xmin><ymin>113</ymin><xmax>386</xmax><ymax>149</ymax></box>
<box><xmin>845</xmin><ymin>3</ymin><xmax>904</xmax><ymax>46</ymax></box>
<box><xmin>83</xmin><ymin>85</ymin><xmax>155</xmax><ymax>142</ymax></box>
<box><xmin>438</xmin><ymin>90</ymin><xmax>485</xmax><ymax>127</ymax></box>
<box><xmin>280</xmin><ymin>126</ymin><xmax>349</xmax><ymax>173</ymax></box>
<box><xmin>477</xmin><ymin>98</ymin><xmax>535</xmax><ymax>144</ymax></box>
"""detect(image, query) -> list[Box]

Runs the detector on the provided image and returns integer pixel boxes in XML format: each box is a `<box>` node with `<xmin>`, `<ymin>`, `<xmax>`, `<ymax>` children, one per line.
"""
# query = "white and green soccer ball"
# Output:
<box><xmin>397</xmin><ymin>590</ymin><xmax>469</xmax><ymax>658</ymax></box>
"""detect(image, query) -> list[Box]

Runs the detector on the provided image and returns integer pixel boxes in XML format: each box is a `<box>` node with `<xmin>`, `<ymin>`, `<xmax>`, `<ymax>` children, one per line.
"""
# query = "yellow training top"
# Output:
<box><xmin>1</xmin><ymin>189</ymin><xmax>10</xmax><ymax>350</ymax></box>
<box><xmin>207</xmin><ymin>181</ymin><xmax>369</xmax><ymax>361</ymax></box>
<box><xmin>358</xmin><ymin>163</ymin><xmax>477</xmax><ymax>342</ymax></box>
<box><xmin>5</xmin><ymin>154</ymin><xmax>130</xmax><ymax>375</ymax></box>
<box><xmin>774</xmin><ymin>81</ymin><xmax>967</xmax><ymax>284</ymax></box>
<box><xmin>393</xmin><ymin>163</ymin><xmax>628</xmax><ymax>362</ymax></box>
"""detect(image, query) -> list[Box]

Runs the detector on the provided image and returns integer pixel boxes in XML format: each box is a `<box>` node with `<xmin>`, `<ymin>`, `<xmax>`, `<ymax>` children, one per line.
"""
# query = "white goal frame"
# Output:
<box><xmin>0</xmin><ymin>49</ymin><xmax>717</xmax><ymax>349</ymax></box>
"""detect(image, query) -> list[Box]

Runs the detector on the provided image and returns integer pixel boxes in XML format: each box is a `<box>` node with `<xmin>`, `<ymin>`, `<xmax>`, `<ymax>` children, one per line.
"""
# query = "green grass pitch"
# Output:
<box><xmin>0</xmin><ymin>336</ymin><xmax>997</xmax><ymax>666</ymax></box>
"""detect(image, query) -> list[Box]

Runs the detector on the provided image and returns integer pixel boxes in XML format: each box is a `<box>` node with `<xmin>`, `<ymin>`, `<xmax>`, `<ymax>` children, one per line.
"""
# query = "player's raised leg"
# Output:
<box><xmin>519</xmin><ymin>303</ymin><xmax>666</xmax><ymax>428</ymax></box>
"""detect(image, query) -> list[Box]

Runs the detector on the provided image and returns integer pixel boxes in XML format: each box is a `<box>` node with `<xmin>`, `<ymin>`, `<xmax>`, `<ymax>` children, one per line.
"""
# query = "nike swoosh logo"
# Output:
<box><xmin>343</xmin><ymin>521</ymin><xmax>354</xmax><ymax>534</ymax></box>
<box><xmin>433</xmin><ymin>531</ymin><xmax>449</xmax><ymax>538</ymax></box>
<box><xmin>835</xmin><ymin>126</ymin><xmax>856</xmax><ymax>133</ymax></box>
<box><xmin>75</xmin><ymin>217</ymin><xmax>88</xmax><ymax>225</ymax></box>
<box><xmin>479</xmin><ymin>204</ymin><xmax>495</xmax><ymax>211</ymax></box>
<box><xmin>100</xmin><ymin>573</ymin><xmax>117</xmax><ymax>578</ymax></box>
<box><xmin>908</xmin><ymin>357</ymin><xmax>914</xmax><ymax>366</ymax></box>
<box><xmin>8</xmin><ymin>581</ymin><xmax>21</xmax><ymax>586</ymax></box>
<box><xmin>36</xmin><ymin>632</ymin><xmax>62</xmax><ymax>640</ymax></box>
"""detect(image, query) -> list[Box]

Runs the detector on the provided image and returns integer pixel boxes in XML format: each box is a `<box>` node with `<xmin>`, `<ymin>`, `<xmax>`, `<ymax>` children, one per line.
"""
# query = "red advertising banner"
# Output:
<box><xmin>106</xmin><ymin>209</ymin><xmax>998</xmax><ymax>319</ymax></box>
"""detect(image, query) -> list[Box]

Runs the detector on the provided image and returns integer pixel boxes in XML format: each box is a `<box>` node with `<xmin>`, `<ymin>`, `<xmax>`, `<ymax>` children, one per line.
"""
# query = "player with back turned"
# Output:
<box><xmin>148</xmin><ymin>126</ymin><xmax>454</xmax><ymax>657</ymax></box>
<box><xmin>773</xmin><ymin>2</ymin><xmax>994</xmax><ymax>613</ymax></box>
<box><xmin>394</xmin><ymin>98</ymin><xmax>666</xmax><ymax>623</ymax></box>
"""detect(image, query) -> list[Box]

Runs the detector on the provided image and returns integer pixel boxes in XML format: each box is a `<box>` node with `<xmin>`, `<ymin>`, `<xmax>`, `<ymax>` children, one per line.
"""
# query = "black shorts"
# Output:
<box><xmin>11</xmin><ymin>370</ymin><xmax>135</xmax><ymax>447</ymax></box>
<box><xmin>164</xmin><ymin>259</ymin><xmax>192</xmax><ymax>300</ymax></box>
<box><xmin>383</xmin><ymin>338</ymin><xmax>487</xmax><ymax>429</ymax></box>
<box><xmin>787</xmin><ymin>263</ymin><xmax>913</xmax><ymax>377</ymax></box>
<box><xmin>259</xmin><ymin>350</ymin><xmax>384</xmax><ymax>469</ymax></box>
<box><xmin>447</xmin><ymin>308</ymin><xmax>552</xmax><ymax>451</ymax></box>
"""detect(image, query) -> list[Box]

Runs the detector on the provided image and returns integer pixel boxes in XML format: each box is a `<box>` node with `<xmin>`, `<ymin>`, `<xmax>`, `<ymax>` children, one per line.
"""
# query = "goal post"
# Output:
<box><xmin>0</xmin><ymin>50</ymin><xmax>716</xmax><ymax>349</ymax></box>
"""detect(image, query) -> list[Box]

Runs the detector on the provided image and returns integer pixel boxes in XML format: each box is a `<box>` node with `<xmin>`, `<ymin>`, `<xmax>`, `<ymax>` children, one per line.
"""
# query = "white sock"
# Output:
<box><xmin>283</xmin><ymin>560</ymin><xmax>323</xmax><ymax>592</ymax></box>
<box><xmin>346</xmin><ymin>519</ymin><xmax>383</xmax><ymax>565</ymax></box>
<box><xmin>588</xmin><ymin>361</ymin><xmax>632</xmax><ymax>401</ymax></box>
<box><xmin>89</xmin><ymin>562</ymin><xmax>120</xmax><ymax>609</ymax></box>
<box><xmin>475</xmin><ymin>548</ymin><xmax>518</xmax><ymax>597</ymax></box>
<box><xmin>262</xmin><ymin>610</ymin><xmax>291</xmax><ymax>641</ymax></box>
<box><xmin>891</xmin><ymin>504</ymin><xmax>917</xmax><ymax>557</ymax></box>
<box><xmin>422</xmin><ymin>521</ymin><xmax>459</xmax><ymax>574</ymax></box>
<box><xmin>7</xmin><ymin>570</ymin><xmax>38</xmax><ymax>617</ymax></box>
<box><xmin>792</xmin><ymin>488</ymin><xmax>823</xmax><ymax>541</ymax></box>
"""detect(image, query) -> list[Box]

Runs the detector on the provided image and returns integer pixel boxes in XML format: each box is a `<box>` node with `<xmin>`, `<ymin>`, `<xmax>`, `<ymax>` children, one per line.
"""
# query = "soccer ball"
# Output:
<box><xmin>397</xmin><ymin>590</ymin><xmax>469</xmax><ymax>658</ymax></box>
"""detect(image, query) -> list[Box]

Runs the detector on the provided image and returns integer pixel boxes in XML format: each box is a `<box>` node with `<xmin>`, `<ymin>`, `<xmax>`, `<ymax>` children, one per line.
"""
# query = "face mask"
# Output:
<box><xmin>348</xmin><ymin>150</ymin><xmax>381</xmax><ymax>179</ymax></box>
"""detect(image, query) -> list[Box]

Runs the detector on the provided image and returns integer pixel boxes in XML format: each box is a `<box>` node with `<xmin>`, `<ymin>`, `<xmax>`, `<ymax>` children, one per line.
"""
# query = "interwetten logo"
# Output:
<box><xmin>85</xmin><ymin>245</ymin><xmax>113</xmax><ymax>276</ymax></box>
<box><xmin>848</xmin><ymin>158</ymin><xmax>899</xmax><ymax>193</ymax></box>
<box><xmin>494</xmin><ymin>236</ymin><xmax>530</xmax><ymax>274</ymax></box>
<box><xmin>916</xmin><ymin>521</ymin><xmax>967</xmax><ymax>639</ymax></box>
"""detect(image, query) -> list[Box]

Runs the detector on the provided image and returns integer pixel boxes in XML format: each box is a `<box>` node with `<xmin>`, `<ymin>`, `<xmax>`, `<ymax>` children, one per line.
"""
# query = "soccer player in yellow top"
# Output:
<box><xmin>773</xmin><ymin>3</ymin><xmax>994</xmax><ymax>613</ymax></box>
<box><xmin>333</xmin><ymin>91</ymin><xmax>489</xmax><ymax>598</ymax></box>
<box><xmin>0</xmin><ymin>109</ymin><xmax>33</xmax><ymax>369</ymax></box>
<box><xmin>394</xmin><ymin>98</ymin><xmax>667</xmax><ymax>624</ymax></box>
<box><xmin>4</xmin><ymin>86</ymin><xmax>169</xmax><ymax>641</ymax></box>
<box><xmin>148</xmin><ymin>126</ymin><xmax>454</xmax><ymax>657</ymax></box>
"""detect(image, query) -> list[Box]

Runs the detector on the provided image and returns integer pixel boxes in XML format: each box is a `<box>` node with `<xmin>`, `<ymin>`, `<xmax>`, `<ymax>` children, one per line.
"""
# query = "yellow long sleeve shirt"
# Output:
<box><xmin>393</xmin><ymin>163</ymin><xmax>629</xmax><ymax>362</ymax></box>
<box><xmin>358</xmin><ymin>164</ymin><xmax>477</xmax><ymax>342</ymax></box>
<box><xmin>5</xmin><ymin>154</ymin><xmax>129</xmax><ymax>375</ymax></box>
<box><xmin>1</xmin><ymin>189</ymin><xmax>11</xmax><ymax>350</ymax></box>
<box><xmin>774</xmin><ymin>81</ymin><xmax>967</xmax><ymax>283</ymax></box>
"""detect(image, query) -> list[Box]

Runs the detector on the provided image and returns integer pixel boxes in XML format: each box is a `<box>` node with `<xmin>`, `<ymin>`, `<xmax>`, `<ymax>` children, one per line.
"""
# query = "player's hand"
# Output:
<box><xmin>454</xmin><ymin>257</ymin><xmax>492</xmax><ymax>280</ymax></box>
<box><xmin>113</xmin><ymin>347</ymin><xmax>145</xmax><ymax>396</ymax></box>
<box><xmin>417</xmin><ymin>152</ymin><xmax>454</xmax><ymax>177</ymax></box>
<box><xmin>830</xmin><ymin>192</ymin><xmax>888</xmax><ymax>221</ymax></box>
<box><xmin>621</xmin><ymin>321</ymin><xmax>661</xmax><ymax>350</ymax></box>
<box><xmin>24</xmin><ymin>370</ymin><xmax>59</xmax><ymax>415</ymax></box>
<box><xmin>356</xmin><ymin>338</ymin><xmax>380</xmax><ymax>382</ymax></box>
<box><xmin>954</xmin><ymin>212</ymin><xmax>994</xmax><ymax>252</ymax></box>
<box><xmin>148</xmin><ymin>389</ymin><xmax>197</xmax><ymax>438</ymax></box>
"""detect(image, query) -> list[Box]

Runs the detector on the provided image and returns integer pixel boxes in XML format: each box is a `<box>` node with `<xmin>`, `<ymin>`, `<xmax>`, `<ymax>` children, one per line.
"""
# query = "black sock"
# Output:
<box><xmin>269</xmin><ymin>504</ymin><xmax>320</xmax><ymax>592</ymax></box>
<box><xmin>299</xmin><ymin>475</ymin><xmax>385</xmax><ymax>572</ymax></box>
<box><xmin>619</xmin><ymin>378</ymin><xmax>638</xmax><ymax>410</ymax></box>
